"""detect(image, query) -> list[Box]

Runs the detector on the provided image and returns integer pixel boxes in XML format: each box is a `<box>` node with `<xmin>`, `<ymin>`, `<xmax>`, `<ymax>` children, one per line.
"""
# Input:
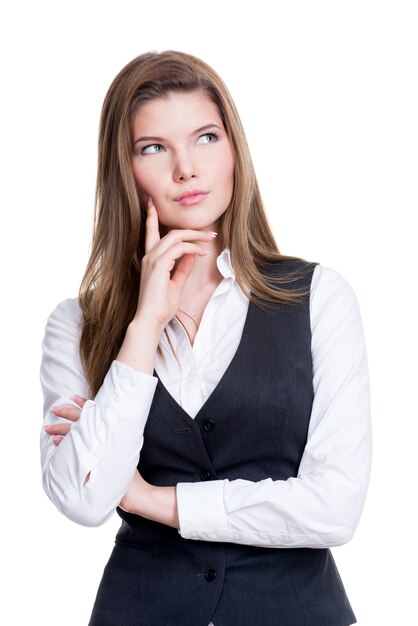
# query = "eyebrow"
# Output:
<box><xmin>133</xmin><ymin>123</ymin><xmax>222</xmax><ymax>146</ymax></box>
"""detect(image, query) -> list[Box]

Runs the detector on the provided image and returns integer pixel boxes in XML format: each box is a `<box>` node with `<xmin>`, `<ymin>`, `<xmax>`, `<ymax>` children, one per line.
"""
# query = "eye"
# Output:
<box><xmin>197</xmin><ymin>132</ymin><xmax>218</xmax><ymax>144</ymax></box>
<box><xmin>140</xmin><ymin>132</ymin><xmax>218</xmax><ymax>155</ymax></box>
<box><xmin>141</xmin><ymin>144</ymin><xmax>165</xmax><ymax>155</ymax></box>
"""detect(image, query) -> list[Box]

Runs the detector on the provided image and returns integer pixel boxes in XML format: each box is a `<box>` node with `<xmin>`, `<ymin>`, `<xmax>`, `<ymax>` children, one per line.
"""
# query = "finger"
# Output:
<box><xmin>44</xmin><ymin>423</ymin><xmax>71</xmax><ymax>436</ymax></box>
<box><xmin>51</xmin><ymin>405</ymin><xmax>81</xmax><ymax>421</ymax></box>
<box><xmin>164</xmin><ymin>244</ymin><xmax>209</xmax><ymax>284</ymax></box>
<box><xmin>170</xmin><ymin>253</ymin><xmax>198</xmax><ymax>288</ymax></box>
<box><xmin>149</xmin><ymin>229</ymin><xmax>216</xmax><ymax>262</ymax></box>
<box><xmin>73</xmin><ymin>394</ymin><xmax>87</xmax><ymax>407</ymax></box>
<box><xmin>144</xmin><ymin>198</ymin><xmax>161</xmax><ymax>254</ymax></box>
<box><xmin>166</xmin><ymin>241</ymin><xmax>210</xmax><ymax>268</ymax></box>
<box><xmin>52</xmin><ymin>436</ymin><xmax>64</xmax><ymax>446</ymax></box>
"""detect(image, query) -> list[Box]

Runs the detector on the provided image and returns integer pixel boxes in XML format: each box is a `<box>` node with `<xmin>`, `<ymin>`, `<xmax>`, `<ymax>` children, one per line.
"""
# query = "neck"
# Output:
<box><xmin>182</xmin><ymin>238</ymin><xmax>224</xmax><ymax>294</ymax></box>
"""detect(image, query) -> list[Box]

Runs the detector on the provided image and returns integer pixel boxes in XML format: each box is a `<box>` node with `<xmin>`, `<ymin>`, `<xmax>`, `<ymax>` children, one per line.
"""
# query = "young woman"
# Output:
<box><xmin>40</xmin><ymin>50</ymin><xmax>372</xmax><ymax>625</ymax></box>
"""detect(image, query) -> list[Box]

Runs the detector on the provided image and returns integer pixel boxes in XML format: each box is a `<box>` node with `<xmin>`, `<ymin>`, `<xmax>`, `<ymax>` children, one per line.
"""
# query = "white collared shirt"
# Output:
<box><xmin>39</xmin><ymin>248</ymin><xmax>372</xmax><ymax>549</ymax></box>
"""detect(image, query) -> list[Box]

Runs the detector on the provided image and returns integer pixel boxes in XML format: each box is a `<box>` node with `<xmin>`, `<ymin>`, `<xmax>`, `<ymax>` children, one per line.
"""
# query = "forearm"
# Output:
<box><xmin>40</xmin><ymin>300</ymin><xmax>162</xmax><ymax>527</ymax></box>
<box><xmin>149</xmin><ymin>486</ymin><xmax>179</xmax><ymax>529</ymax></box>
<box><xmin>120</xmin><ymin>473</ymin><xmax>180</xmax><ymax>530</ymax></box>
<box><xmin>41</xmin><ymin>361</ymin><xmax>159</xmax><ymax>527</ymax></box>
<box><xmin>117</xmin><ymin>316</ymin><xmax>164</xmax><ymax>375</ymax></box>
<box><xmin>177</xmin><ymin>464</ymin><xmax>370</xmax><ymax>549</ymax></box>
<box><xmin>176</xmin><ymin>266</ymin><xmax>372</xmax><ymax>549</ymax></box>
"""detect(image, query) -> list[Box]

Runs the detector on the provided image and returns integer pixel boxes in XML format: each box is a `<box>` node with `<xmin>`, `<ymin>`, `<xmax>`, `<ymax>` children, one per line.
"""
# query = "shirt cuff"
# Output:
<box><xmin>93</xmin><ymin>360</ymin><xmax>158</xmax><ymax>423</ymax></box>
<box><xmin>176</xmin><ymin>479</ymin><xmax>229</xmax><ymax>540</ymax></box>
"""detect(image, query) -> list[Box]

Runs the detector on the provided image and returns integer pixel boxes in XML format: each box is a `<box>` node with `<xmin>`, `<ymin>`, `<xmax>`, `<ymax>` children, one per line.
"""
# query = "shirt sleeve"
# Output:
<box><xmin>176</xmin><ymin>264</ymin><xmax>373</xmax><ymax>548</ymax></box>
<box><xmin>39</xmin><ymin>298</ymin><xmax>159</xmax><ymax>527</ymax></box>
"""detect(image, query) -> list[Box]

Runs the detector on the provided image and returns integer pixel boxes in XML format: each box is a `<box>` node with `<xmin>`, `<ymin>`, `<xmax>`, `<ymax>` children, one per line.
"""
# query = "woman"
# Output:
<box><xmin>40</xmin><ymin>50</ymin><xmax>372</xmax><ymax>625</ymax></box>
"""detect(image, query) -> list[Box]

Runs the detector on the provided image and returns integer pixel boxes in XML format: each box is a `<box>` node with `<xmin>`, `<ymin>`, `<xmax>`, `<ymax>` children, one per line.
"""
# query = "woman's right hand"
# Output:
<box><xmin>134</xmin><ymin>197</ymin><xmax>217</xmax><ymax>329</ymax></box>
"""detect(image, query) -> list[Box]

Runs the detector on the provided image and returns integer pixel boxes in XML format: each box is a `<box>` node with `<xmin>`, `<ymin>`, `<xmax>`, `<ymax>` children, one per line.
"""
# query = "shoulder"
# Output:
<box><xmin>44</xmin><ymin>297</ymin><xmax>83</xmax><ymax>337</ymax></box>
<box><xmin>257</xmin><ymin>257</ymin><xmax>359</xmax><ymax>311</ymax></box>
<box><xmin>310</xmin><ymin>263</ymin><xmax>360</xmax><ymax>328</ymax></box>
<box><xmin>48</xmin><ymin>296</ymin><xmax>81</xmax><ymax>318</ymax></box>
<box><xmin>260</xmin><ymin>256</ymin><xmax>319</xmax><ymax>289</ymax></box>
<box><xmin>311</xmin><ymin>263</ymin><xmax>358</xmax><ymax>302</ymax></box>
<box><xmin>40</xmin><ymin>297</ymin><xmax>89</xmax><ymax>395</ymax></box>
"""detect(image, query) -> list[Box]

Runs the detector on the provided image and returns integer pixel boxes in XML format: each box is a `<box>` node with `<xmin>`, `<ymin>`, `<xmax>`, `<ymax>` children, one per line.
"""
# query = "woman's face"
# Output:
<box><xmin>131</xmin><ymin>90</ymin><xmax>235</xmax><ymax>235</ymax></box>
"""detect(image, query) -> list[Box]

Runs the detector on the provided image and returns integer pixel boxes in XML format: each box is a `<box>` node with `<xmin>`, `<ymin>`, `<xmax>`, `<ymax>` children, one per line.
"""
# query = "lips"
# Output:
<box><xmin>174</xmin><ymin>189</ymin><xmax>208</xmax><ymax>202</ymax></box>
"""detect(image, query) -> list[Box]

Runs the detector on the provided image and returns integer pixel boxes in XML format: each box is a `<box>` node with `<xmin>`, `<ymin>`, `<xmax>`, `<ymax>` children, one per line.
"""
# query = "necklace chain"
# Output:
<box><xmin>175</xmin><ymin>308</ymin><xmax>199</xmax><ymax>331</ymax></box>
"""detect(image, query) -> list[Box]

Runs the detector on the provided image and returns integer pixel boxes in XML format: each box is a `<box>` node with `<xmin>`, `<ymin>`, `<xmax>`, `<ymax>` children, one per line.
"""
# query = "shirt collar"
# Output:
<box><xmin>216</xmin><ymin>247</ymin><xmax>235</xmax><ymax>281</ymax></box>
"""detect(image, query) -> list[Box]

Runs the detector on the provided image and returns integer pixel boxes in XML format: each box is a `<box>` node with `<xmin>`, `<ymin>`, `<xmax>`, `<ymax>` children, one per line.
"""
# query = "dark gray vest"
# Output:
<box><xmin>89</xmin><ymin>259</ymin><xmax>356</xmax><ymax>626</ymax></box>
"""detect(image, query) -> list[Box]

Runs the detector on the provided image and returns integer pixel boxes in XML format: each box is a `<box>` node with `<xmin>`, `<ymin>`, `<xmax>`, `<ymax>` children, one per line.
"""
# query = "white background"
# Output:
<box><xmin>1</xmin><ymin>1</ymin><xmax>416</xmax><ymax>624</ymax></box>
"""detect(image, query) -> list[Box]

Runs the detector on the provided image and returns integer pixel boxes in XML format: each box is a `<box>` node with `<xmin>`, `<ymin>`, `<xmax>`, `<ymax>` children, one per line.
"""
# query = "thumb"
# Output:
<box><xmin>170</xmin><ymin>253</ymin><xmax>198</xmax><ymax>290</ymax></box>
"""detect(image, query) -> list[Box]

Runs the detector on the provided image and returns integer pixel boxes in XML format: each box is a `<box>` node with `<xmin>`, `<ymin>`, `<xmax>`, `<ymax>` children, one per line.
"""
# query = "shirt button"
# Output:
<box><xmin>200</xmin><ymin>470</ymin><xmax>212</xmax><ymax>481</ymax></box>
<box><xmin>205</xmin><ymin>569</ymin><xmax>217</xmax><ymax>582</ymax></box>
<box><xmin>203</xmin><ymin>419</ymin><xmax>216</xmax><ymax>432</ymax></box>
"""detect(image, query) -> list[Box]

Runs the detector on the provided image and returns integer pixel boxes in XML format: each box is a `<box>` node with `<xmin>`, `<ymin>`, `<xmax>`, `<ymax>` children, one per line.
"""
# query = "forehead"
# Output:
<box><xmin>131</xmin><ymin>91</ymin><xmax>221</xmax><ymax>133</ymax></box>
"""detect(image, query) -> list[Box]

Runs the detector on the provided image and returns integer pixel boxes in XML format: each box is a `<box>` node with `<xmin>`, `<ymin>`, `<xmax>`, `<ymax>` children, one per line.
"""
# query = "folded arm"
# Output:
<box><xmin>39</xmin><ymin>298</ymin><xmax>158</xmax><ymax>527</ymax></box>
<box><xmin>176</xmin><ymin>265</ymin><xmax>373</xmax><ymax>548</ymax></box>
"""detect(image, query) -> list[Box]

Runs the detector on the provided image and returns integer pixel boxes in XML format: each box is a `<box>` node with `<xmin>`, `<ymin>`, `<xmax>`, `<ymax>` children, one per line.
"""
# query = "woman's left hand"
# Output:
<box><xmin>44</xmin><ymin>394</ymin><xmax>87</xmax><ymax>444</ymax></box>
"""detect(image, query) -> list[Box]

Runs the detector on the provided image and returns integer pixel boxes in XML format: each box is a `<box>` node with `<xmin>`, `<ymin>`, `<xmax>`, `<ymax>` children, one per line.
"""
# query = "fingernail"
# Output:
<box><xmin>44</xmin><ymin>425</ymin><xmax>52</xmax><ymax>431</ymax></box>
<box><xmin>147</xmin><ymin>197</ymin><xmax>153</xmax><ymax>208</ymax></box>
<box><xmin>206</xmin><ymin>231</ymin><xmax>217</xmax><ymax>237</ymax></box>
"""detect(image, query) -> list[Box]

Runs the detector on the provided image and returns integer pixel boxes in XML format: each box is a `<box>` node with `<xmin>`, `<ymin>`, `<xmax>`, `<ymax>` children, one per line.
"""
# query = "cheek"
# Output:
<box><xmin>132</xmin><ymin>162</ymin><xmax>145</xmax><ymax>188</ymax></box>
<box><xmin>132</xmin><ymin>162</ymin><xmax>160</xmax><ymax>196</ymax></box>
<box><xmin>218</xmin><ymin>151</ymin><xmax>235</xmax><ymax>191</ymax></box>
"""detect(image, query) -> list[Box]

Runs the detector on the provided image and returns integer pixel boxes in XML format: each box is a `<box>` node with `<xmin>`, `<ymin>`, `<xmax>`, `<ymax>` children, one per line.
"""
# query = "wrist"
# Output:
<box><xmin>151</xmin><ymin>485</ymin><xmax>179</xmax><ymax>530</ymax></box>
<box><xmin>129</xmin><ymin>315</ymin><xmax>164</xmax><ymax>338</ymax></box>
<box><xmin>116</xmin><ymin>317</ymin><xmax>163</xmax><ymax>375</ymax></box>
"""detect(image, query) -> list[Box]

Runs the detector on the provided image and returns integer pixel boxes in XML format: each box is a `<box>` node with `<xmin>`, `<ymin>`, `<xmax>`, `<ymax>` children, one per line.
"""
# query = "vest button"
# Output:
<box><xmin>205</xmin><ymin>568</ymin><xmax>217</xmax><ymax>582</ymax></box>
<box><xmin>203</xmin><ymin>419</ymin><xmax>216</xmax><ymax>432</ymax></box>
<box><xmin>200</xmin><ymin>470</ymin><xmax>212</xmax><ymax>481</ymax></box>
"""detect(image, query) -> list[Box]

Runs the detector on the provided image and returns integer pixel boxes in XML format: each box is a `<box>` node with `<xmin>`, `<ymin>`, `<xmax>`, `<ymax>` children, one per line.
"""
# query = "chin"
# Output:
<box><xmin>164</xmin><ymin>219</ymin><xmax>212</xmax><ymax>231</ymax></box>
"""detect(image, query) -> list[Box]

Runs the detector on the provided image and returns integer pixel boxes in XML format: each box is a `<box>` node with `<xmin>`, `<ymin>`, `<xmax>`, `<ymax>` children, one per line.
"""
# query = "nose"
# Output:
<box><xmin>172</xmin><ymin>148</ymin><xmax>198</xmax><ymax>182</ymax></box>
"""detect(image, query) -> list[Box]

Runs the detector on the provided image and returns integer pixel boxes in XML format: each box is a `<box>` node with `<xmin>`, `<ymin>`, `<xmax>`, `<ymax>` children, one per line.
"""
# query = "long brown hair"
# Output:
<box><xmin>79</xmin><ymin>50</ymin><xmax>316</xmax><ymax>397</ymax></box>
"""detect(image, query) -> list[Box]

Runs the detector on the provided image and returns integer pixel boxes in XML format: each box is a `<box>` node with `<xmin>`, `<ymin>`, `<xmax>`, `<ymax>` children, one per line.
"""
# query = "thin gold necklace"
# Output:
<box><xmin>175</xmin><ymin>308</ymin><xmax>199</xmax><ymax>331</ymax></box>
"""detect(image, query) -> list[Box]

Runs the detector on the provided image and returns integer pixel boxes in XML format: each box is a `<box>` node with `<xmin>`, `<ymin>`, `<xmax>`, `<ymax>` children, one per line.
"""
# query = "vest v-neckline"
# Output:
<box><xmin>152</xmin><ymin>296</ymin><xmax>254</xmax><ymax>424</ymax></box>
